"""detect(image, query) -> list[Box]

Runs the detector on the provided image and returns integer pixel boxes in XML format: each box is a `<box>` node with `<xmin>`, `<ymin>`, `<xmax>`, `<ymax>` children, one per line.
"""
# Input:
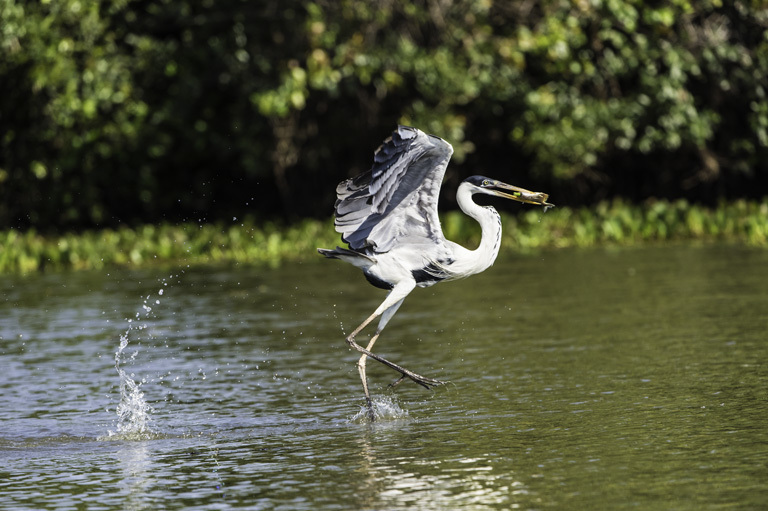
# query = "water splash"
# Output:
<box><xmin>109</xmin><ymin>332</ymin><xmax>155</xmax><ymax>440</ymax></box>
<box><xmin>102</xmin><ymin>280</ymin><xmax>170</xmax><ymax>441</ymax></box>
<box><xmin>350</xmin><ymin>395</ymin><xmax>410</xmax><ymax>423</ymax></box>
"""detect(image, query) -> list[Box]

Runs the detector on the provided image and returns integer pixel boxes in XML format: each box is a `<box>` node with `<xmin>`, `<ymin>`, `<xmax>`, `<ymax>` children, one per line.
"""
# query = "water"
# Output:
<box><xmin>1</xmin><ymin>245</ymin><xmax>767</xmax><ymax>509</ymax></box>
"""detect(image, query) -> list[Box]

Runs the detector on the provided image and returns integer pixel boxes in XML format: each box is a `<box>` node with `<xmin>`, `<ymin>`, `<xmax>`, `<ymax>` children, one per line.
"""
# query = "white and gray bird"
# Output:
<box><xmin>318</xmin><ymin>125</ymin><xmax>553</xmax><ymax>418</ymax></box>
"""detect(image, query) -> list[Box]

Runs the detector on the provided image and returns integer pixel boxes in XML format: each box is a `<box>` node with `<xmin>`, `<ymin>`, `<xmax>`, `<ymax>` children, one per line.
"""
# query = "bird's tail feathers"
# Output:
<box><xmin>317</xmin><ymin>247</ymin><xmax>376</xmax><ymax>264</ymax></box>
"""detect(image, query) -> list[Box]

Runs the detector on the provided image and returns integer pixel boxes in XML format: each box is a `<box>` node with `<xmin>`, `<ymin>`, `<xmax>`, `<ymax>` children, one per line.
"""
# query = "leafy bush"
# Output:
<box><xmin>1</xmin><ymin>0</ymin><xmax>766</xmax><ymax>230</ymax></box>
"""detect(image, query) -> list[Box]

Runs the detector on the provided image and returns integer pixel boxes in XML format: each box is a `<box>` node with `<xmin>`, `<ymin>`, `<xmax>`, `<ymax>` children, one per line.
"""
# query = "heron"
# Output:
<box><xmin>318</xmin><ymin>125</ymin><xmax>553</xmax><ymax>419</ymax></box>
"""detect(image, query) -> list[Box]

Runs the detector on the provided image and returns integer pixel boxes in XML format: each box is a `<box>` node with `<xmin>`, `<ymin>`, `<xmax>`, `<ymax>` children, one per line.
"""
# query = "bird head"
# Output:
<box><xmin>463</xmin><ymin>176</ymin><xmax>554</xmax><ymax>209</ymax></box>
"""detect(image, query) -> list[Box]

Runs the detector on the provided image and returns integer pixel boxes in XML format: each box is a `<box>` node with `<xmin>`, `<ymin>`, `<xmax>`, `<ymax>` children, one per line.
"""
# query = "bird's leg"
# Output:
<box><xmin>346</xmin><ymin>338</ymin><xmax>446</xmax><ymax>390</ymax></box>
<box><xmin>355</xmin><ymin>328</ymin><xmax>411</xmax><ymax>418</ymax></box>
<box><xmin>346</xmin><ymin>283</ymin><xmax>446</xmax><ymax>419</ymax></box>
<box><xmin>345</xmin><ymin>309</ymin><xmax>381</xmax><ymax>420</ymax></box>
<box><xmin>356</xmin><ymin>331</ymin><xmax>380</xmax><ymax>422</ymax></box>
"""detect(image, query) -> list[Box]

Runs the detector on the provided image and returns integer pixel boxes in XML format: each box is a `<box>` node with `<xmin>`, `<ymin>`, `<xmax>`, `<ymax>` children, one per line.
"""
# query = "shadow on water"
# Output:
<box><xmin>1</xmin><ymin>245</ymin><xmax>767</xmax><ymax>509</ymax></box>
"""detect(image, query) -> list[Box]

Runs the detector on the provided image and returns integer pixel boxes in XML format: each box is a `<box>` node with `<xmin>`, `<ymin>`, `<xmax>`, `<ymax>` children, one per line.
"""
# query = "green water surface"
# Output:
<box><xmin>0</xmin><ymin>244</ymin><xmax>766</xmax><ymax>509</ymax></box>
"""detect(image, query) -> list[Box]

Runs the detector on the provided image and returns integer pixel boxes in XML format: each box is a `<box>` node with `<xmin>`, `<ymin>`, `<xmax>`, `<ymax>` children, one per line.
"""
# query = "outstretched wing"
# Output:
<box><xmin>334</xmin><ymin>126</ymin><xmax>454</xmax><ymax>253</ymax></box>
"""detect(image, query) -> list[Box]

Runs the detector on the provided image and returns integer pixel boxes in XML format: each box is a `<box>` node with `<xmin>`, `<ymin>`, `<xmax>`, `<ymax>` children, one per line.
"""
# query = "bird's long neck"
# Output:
<box><xmin>453</xmin><ymin>183</ymin><xmax>503</xmax><ymax>275</ymax></box>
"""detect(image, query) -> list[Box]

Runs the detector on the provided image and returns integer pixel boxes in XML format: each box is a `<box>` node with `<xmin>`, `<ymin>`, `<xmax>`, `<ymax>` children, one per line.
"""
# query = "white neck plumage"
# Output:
<box><xmin>448</xmin><ymin>182</ymin><xmax>504</xmax><ymax>278</ymax></box>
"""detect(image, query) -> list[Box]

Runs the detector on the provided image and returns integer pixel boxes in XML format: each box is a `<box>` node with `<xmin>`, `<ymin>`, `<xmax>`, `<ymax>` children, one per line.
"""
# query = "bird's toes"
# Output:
<box><xmin>421</xmin><ymin>377</ymin><xmax>448</xmax><ymax>388</ymax></box>
<box><xmin>404</xmin><ymin>373</ymin><xmax>447</xmax><ymax>390</ymax></box>
<box><xmin>388</xmin><ymin>375</ymin><xmax>408</xmax><ymax>388</ymax></box>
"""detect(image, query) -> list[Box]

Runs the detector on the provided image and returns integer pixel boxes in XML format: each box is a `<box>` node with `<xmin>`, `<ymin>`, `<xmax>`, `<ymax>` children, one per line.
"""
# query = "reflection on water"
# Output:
<box><xmin>116</xmin><ymin>442</ymin><xmax>152</xmax><ymax>511</ymax></box>
<box><xmin>352</xmin><ymin>429</ymin><xmax>525</xmax><ymax>510</ymax></box>
<box><xmin>0</xmin><ymin>245</ymin><xmax>767</xmax><ymax>510</ymax></box>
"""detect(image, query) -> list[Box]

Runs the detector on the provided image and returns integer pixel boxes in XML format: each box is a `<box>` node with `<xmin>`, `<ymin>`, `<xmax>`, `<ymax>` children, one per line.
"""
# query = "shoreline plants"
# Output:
<box><xmin>2</xmin><ymin>199</ymin><xmax>767</xmax><ymax>274</ymax></box>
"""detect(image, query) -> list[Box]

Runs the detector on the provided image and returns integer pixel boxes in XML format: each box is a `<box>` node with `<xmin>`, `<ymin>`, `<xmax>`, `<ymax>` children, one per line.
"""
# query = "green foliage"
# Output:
<box><xmin>3</xmin><ymin>201</ymin><xmax>768</xmax><ymax>274</ymax></box>
<box><xmin>496</xmin><ymin>198</ymin><xmax>768</xmax><ymax>249</ymax></box>
<box><xmin>293</xmin><ymin>0</ymin><xmax>768</xmax><ymax>183</ymax></box>
<box><xmin>444</xmin><ymin>198</ymin><xmax>768</xmax><ymax>250</ymax></box>
<box><xmin>0</xmin><ymin>217</ymin><xmax>340</xmax><ymax>273</ymax></box>
<box><xmin>1</xmin><ymin>0</ymin><xmax>767</xmax><ymax>230</ymax></box>
<box><xmin>1</xmin><ymin>0</ymin><xmax>149</xmax><ymax>226</ymax></box>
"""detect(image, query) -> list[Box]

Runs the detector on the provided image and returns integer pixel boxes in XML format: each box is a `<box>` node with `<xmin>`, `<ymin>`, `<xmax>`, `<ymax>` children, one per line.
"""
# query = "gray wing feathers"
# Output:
<box><xmin>334</xmin><ymin>126</ymin><xmax>453</xmax><ymax>252</ymax></box>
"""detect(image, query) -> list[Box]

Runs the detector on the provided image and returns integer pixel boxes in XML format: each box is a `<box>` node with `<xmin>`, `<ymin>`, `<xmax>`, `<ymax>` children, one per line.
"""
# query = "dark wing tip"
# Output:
<box><xmin>373</xmin><ymin>126</ymin><xmax>420</xmax><ymax>164</ymax></box>
<box><xmin>396</xmin><ymin>125</ymin><xmax>418</xmax><ymax>139</ymax></box>
<box><xmin>372</xmin><ymin>126</ymin><xmax>452</xmax><ymax>161</ymax></box>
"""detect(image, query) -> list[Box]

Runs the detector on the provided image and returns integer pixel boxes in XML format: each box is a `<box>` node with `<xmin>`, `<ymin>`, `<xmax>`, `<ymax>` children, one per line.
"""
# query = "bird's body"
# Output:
<box><xmin>319</xmin><ymin>126</ymin><xmax>553</xmax><ymax>419</ymax></box>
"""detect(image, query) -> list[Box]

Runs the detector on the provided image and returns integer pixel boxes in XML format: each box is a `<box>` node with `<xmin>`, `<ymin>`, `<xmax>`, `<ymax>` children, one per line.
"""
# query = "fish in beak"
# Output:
<box><xmin>486</xmin><ymin>180</ymin><xmax>555</xmax><ymax>210</ymax></box>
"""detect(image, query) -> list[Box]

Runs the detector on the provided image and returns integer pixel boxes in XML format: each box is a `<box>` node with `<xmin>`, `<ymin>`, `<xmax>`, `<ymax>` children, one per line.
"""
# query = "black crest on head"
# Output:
<box><xmin>463</xmin><ymin>175</ymin><xmax>492</xmax><ymax>187</ymax></box>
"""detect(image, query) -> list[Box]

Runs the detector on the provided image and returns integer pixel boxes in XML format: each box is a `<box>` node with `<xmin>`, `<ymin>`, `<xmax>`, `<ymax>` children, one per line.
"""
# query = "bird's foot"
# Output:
<box><xmin>388</xmin><ymin>370</ymin><xmax>447</xmax><ymax>390</ymax></box>
<box><xmin>347</xmin><ymin>337</ymin><xmax>447</xmax><ymax>391</ymax></box>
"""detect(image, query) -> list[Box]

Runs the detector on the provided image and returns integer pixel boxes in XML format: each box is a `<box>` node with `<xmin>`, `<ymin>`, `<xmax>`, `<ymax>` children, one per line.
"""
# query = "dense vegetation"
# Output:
<box><xmin>3</xmin><ymin>200</ymin><xmax>768</xmax><ymax>273</ymax></box>
<box><xmin>2</xmin><ymin>0</ymin><xmax>767</xmax><ymax>232</ymax></box>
